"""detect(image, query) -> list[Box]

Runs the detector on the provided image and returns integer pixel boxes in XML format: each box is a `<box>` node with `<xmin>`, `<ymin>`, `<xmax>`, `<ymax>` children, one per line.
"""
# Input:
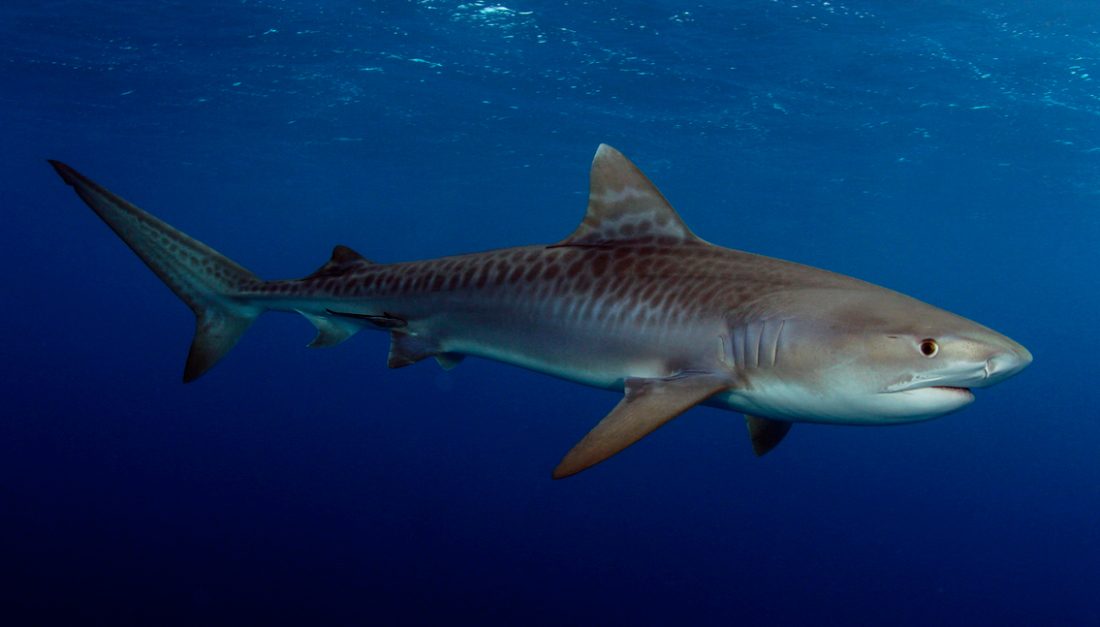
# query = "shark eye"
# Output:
<box><xmin>919</xmin><ymin>339</ymin><xmax>939</xmax><ymax>357</ymax></box>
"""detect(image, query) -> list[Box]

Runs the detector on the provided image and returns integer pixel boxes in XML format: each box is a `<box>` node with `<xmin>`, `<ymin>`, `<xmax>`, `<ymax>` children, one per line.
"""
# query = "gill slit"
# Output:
<box><xmin>719</xmin><ymin>333</ymin><xmax>732</xmax><ymax>370</ymax></box>
<box><xmin>755</xmin><ymin>321</ymin><xmax>765</xmax><ymax>369</ymax></box>
<box><xmin>733</xmin><ymin>325</ymin><xmax>745</xmax><ymax>371</ymax></box>
<box><xmin>772</xmin><ymin>319</ymin><xmax>785</xmax><ymax>368</ymax></box>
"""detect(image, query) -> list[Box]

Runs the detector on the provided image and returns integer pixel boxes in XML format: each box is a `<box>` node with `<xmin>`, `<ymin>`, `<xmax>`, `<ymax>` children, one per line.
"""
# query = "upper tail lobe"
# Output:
<box><xmin>50</xmin><ymin>160</ymin><xmax>262</xmax><ymax>381</ymax></box>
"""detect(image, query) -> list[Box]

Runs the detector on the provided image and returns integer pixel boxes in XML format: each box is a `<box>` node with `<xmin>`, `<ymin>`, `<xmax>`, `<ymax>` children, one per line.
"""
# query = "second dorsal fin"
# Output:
<box><xmin>307</xmin><ymin>245</ymin><xmax>372</xmax><ymax>279</ymax></box>
<box><xmin>557</xmin><ymin>144</ymin><xmax>700</xmax><ymax>247</ymax></box>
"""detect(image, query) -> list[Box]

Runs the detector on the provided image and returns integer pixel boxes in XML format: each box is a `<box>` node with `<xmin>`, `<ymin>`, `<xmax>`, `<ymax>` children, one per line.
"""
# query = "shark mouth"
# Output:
<box><xmin>883</xmin><ymin>382</ymin><xmax>976</xmax><ymax>405</ymax></box>
<box><xmin>929</xmin><ymin>385</ymin><xmax>973</xmax><ymax>394</ymax></box>
<box><xmin>883</xmin><ymin>377</ymin><xmax>976</xmax><ymax>396</ymax></box>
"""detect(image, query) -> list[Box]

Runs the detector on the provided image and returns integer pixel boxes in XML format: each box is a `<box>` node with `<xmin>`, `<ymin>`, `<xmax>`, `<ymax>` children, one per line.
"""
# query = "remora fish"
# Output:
<box><xmin>49</xmin><ymin>146</ymin><xmax>1031</xmax><ymax>478</ymax></box>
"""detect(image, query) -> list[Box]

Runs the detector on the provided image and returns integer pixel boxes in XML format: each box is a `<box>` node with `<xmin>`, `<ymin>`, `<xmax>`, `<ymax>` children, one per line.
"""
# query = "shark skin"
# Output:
<box><xmin>49</xmin><ymin>145</ymin><xmax>1032</xmax><ymax>479</ymax></box>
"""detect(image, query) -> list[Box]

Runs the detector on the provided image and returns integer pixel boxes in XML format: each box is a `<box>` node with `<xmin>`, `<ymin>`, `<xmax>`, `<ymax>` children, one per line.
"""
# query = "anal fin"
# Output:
<box><xmin>745</xmin><ymin>415</ymin><xmax>792</xmax><ymax>456</ymax></box>
<box><xmin>388</xmin><ymin>332</ymin><xmax>463</xmax><ymax>371</ymax></box>
<box><xmin>553</xmin><ymin>372</ymin><xmax>734</xmax><ymax>479</ymax></box>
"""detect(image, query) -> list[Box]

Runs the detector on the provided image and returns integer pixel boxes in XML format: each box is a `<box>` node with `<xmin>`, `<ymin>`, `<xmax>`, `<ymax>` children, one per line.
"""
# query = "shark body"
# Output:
<box><xmin>50</xmin><ymin>145</ymin><xmax>1031</xmax><ymax>478</ymax></box>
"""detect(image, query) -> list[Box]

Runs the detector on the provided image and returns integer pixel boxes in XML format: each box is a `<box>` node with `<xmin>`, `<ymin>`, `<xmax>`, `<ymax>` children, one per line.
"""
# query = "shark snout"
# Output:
<box><xmin>885</xmin><ymin>334</ymin><xmax>1032</xmax><ymax>394</ymax></box>
<box><xmin>979</xmin><ymin>340</ymin><xmax>1032</xmax><ymax>386</ymax></box>
<box><xmin>960</xmin><ymin>328</ymin><xmax>1032</xmax><ymax>389</ymax></box>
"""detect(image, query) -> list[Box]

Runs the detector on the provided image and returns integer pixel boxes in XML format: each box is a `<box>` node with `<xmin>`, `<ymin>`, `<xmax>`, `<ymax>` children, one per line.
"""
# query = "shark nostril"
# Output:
<box><xmin>985</xmin><ymin>348</ymin><xmax>1031</xmax><ymax>379</ymax></box>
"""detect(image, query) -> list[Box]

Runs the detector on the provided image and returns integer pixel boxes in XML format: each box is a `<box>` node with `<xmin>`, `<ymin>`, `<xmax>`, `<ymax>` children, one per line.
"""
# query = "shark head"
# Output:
<box><xmin>739</xmin><ymin>287</ymin><xmax>1032</xmax><ymax>425</ymax></box>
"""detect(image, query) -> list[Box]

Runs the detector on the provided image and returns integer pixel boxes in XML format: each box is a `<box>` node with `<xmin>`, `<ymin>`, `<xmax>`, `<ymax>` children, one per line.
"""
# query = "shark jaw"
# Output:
<box><xmin>878</xmin><ymin>385</ymin><xmax>977</xmax><ymax>421</ymax></box>
<box><xmin>716</xmin><ymin>376</ymin><xmax>979</xmax><ymax>428</ymax></box>
<box><xmin>874</xmin><ymin>345</ymin><xmax>1032</xmax><ymax>422</ymax></box>
<box><xmin>721</xmin><ymin>327</ymin><xmax>1029</xmax><ymax>424</ymax></box>
<box><xmin>49</xmin><ymin>144</ymin><xmax>1033</xmax><ymax>478</ymax></box>
<box><xmin>706</xmin><ymin>287</ymin><xmax>1034</xmax><ymax>429</ymax></box>
<box><xmin>880</xmin><ymin>339</ymin><xmax>1032</xmax><ymax>419</ymax></box>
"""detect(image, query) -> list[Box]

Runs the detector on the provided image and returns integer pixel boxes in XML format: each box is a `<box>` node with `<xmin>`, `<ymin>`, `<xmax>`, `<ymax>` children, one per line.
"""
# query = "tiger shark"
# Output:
<box><xmin>49</xmin><ymin>145</ymin><xmax>1031</xmax><ymax>478</ymax></box>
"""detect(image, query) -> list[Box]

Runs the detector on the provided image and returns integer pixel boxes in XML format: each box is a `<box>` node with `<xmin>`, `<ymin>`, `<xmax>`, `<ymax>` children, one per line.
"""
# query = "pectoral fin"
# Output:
<box><xmin>553</xmin><ymin>372</ymin><xmax>734</xmax><ymax>479</ymax></box>
<box><xmin>745</xmin><ymin>415</ymin><xmax>792</xmax><ymax>456</ymax></box>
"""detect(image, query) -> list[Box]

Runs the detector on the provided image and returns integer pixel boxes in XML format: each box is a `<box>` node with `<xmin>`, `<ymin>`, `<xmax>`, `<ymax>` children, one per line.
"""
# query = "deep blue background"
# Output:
<box><xmin>3</xmin><ymin>1</ymin><xmax>1098</xmax><ymax>624</ymax></box>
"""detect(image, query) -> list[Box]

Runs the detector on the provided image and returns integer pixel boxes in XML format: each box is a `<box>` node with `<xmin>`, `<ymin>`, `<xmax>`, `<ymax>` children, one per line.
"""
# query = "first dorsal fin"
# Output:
<box><xmin>307</xmin><ymin>245</ymin><xmax>371</xmax><ymax>279</ymax></box>
<box><xmin>557</xmin><ymin>144</ymin><xmax>701</xmax><ymax>247</ymax></box>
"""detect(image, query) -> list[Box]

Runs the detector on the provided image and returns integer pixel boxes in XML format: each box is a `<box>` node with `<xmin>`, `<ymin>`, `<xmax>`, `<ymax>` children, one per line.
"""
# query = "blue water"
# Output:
<box><xmin>3</xmin><ymin>1</ymin><xmax>1098</xmax><ymax>624</ymax></box>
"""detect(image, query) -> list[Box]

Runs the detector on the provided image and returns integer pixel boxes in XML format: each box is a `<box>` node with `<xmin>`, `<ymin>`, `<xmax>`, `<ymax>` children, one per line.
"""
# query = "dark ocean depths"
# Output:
<box><xmin>2</xmin><ymin>0</ymin><xmax>1098</xmax><ymax>624</ymax></box>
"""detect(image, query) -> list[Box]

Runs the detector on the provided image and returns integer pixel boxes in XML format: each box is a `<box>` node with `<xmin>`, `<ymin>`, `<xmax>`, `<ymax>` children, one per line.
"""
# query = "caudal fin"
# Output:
<box><xmin>50</xmin><ymin>160</ymin><xmax>262</xmax><ymax>382</ymax></box>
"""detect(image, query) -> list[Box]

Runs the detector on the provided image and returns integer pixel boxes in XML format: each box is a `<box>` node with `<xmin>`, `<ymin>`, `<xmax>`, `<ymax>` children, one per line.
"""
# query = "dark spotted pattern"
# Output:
<box><xmin>243</xmin><ymin>236</ymin><xmax>865</xmax><ymax>337</ymax></box>
<box><xmin>50</xmin><ymin>150</ymin><xmax>871</xmax><ymax>387</ymax></box>
<box><xmin>49</xmin><ymin>160</ymin><xmax>260</xmax><ymax>316</ymax></box>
